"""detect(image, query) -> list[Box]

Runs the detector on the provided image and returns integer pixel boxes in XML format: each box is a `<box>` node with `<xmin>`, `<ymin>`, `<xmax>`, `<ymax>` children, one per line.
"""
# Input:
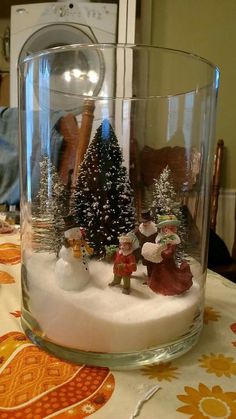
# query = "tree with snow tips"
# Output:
<box><xmin>32</xmin><ymin>156</ymin><xmax>66</xmax><ymax>257</ymax></box>
<box><xmin>151</xmin><ymin>165</ymin><xmax>187</xmax><ymax>260</ymax></box>
<box><xmin>72</xmin><ymin>119</ymin><xmax>135</xmax><ymax>257</ymax></box>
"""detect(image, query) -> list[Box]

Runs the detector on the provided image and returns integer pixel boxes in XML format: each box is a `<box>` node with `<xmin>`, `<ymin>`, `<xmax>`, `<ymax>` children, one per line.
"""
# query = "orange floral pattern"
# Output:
<box><xmin>203</xmin><ymin>306</ymin><xmax>221</xmax><ymax>324</ymax></box>
<box><xmin>230</xmin><ymin>323</ymin><xmax>236</xmax><ymax>335</ymax></box>
<box><xmin>0</xmin><ymin>270</ymin><xmax>15</xmax><ymax>283</ymax></box>
<box><xmin>9</xmin><ymin>310</ymin><xmax>21</xmax><ymax>318</ymax></box>
<box><xmin>230</xmin><ymin>323</ymin><xmax>236</xmax><ymax>348</ymax></box>
<box><xmin>141</xmin><ymin>362</ymin><xmax>180</xmax><ymax>381</ymax></box>
<box><xmin>177</xmin><ymin>383</ymin><xmax>236</xmax><ymax>418</ymax></box>
<box><xmin>0</xmin><ymin>332</ymin><xmax>115</xmax><ymax>418</ymax></box>
<box><xmin>53</xmin><ymin>374</ymin><xmax>115</xmax><ymax>418</ymax></box>
<box><xmin>199</xmin><ymin>353</ymin><xmax>236</xmax><ymax>377</ymax></box>
<box><xmin>0</xmin><ymin>332</ymin><xmax>29</xmax><ymax>364</ymax></box>
<box><xmin>0</xmin><ymin>243</ymin><xmax>21</xmax><ymax>264</ymax></box>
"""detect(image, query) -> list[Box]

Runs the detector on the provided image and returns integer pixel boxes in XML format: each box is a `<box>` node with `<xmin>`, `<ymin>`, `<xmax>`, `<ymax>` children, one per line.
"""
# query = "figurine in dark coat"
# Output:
<box><xmin>135</xmin><ymin>210</ymin><xmax>157</xmax><ymax>276</ymax></box>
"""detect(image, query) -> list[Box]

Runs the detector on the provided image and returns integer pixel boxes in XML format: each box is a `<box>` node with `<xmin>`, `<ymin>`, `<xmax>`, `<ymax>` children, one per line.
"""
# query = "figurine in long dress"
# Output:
<box><xmin>141</xmin><ymin>215</ymin><xmax>193</xmax><ymax>296</ymax></box>
<box><xmin>55</xmin><ymin>227</ymin><xmax>93</xmax><ymax>291</ymax></box>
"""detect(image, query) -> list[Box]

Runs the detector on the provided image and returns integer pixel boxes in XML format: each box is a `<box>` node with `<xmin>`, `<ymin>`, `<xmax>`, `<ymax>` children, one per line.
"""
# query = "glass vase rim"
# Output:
<box><xmin>18</xmin><ymin>43</ymin><xmax>220</xmax><ymax>100</ymax></box>
<box><xmin>19</xmin><ymin>42</ymin><xmax>219</xmax><ymax>73</ymax></box>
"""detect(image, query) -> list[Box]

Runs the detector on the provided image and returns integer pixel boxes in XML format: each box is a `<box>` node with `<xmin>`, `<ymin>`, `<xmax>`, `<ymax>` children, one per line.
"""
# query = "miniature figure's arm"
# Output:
<box><xmin>158</xmin><ymin>234</ymin><xmax>180</xmax><ymax>245</ymax></box>
<box><xmin>128</xmin><ymin>254</ymin><xmax>137</xmax><ymax>272</ymax></box>
<box><xmin>161</xmin><ymin>243</ymin><xmax>176</xmax><ymax>259</ymax></box>
<box><xmin>131</xmin><ymin>232</ymin><xmax>140</xmax><ymax>250</ymax></box>
<box><xmin>113</xmin><ymin>252</ymin><xmax>123</xmax><ymax>273</ymax></box>
<box><xmin>141</xmin><ymin>242</ymin><xmax>165</xmax><ymax>263</ymax></box>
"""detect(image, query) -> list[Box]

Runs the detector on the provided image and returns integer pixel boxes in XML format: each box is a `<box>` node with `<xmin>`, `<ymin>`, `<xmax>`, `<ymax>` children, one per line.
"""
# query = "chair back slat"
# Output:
<box><xmin>210</xmin><ymin>139</ymin><xmax>224</xmax><ymax>231</ymax></box>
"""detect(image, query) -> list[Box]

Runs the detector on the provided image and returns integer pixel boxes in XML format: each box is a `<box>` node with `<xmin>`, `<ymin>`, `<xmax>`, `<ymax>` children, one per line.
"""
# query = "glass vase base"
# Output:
<box><xmin>21</xmin><ymin>316</ymin><xmax>202</xmax><ymax>369</ymax></box>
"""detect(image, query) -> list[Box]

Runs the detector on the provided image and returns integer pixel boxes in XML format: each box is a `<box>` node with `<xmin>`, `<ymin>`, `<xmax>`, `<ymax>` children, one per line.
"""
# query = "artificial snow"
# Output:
<box><xmin>26</xmin><ymin>253</ymin><xmax>203</xmax><ymax>353</ymax></box>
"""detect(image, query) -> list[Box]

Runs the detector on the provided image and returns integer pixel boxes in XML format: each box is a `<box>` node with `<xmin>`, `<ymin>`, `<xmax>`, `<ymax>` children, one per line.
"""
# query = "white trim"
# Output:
<box><xmin>126</xmin><ymin>0</ymin><xmax>137</xmax><ymax>43</ymax></box>
<box><xmin>116</xmin><ymin>1</ymin><xmax>137</xmax><ymax>169</ymax></box>
<box><xmin>117</xmin><ymin>0</ymin><xmax>128</xmax><ymax>43</ymax></box>
<box><xmin>117</xmin><ymin>0</ymin><xmax>136</xmax><ymax>43</ymax></box>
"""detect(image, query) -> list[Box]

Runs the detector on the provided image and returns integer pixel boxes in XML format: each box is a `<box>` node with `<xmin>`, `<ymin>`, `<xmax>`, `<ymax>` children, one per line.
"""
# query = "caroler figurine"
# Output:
<box><xmin>109</xmin><ymin>234</ymin><xmax>137</xmax><ymax>295</ymax></box>
<box><xmin>141</xmin><ymin>214</ymin><xmax>193</xmax><ymax>296</ymax></box>
<box><xmin>55</xmin><ymin>226</ymin><xmax>93</xmax><ymax>291</ymax></box>
<box><xmin>135</xmin><ymin>209</ymin><xmax>157</xmax><ymax>276</ymax></box>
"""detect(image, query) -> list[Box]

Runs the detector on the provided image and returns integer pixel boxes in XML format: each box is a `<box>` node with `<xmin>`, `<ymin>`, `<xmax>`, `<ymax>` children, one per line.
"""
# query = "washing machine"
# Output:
<box><xmin>10</xmin><ymin>1</ymin><xmax>119</xmax><ymax>108</ymax></box>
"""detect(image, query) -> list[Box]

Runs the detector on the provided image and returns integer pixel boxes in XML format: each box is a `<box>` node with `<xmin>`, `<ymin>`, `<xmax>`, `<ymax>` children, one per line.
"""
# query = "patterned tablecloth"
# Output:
<box><xmin>0</xmin><ymin>230</ymin><xmax>235</xmax><ymax>419</ymax></box>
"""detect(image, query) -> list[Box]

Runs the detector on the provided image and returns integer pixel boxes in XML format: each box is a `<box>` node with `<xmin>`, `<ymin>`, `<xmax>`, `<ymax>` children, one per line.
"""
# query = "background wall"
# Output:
<box><xmin>151</xmin><ymin>0</ymin><xmax>236</xmax><ymax>252</ymax></box>
<box><xmin>151</xmin><ymin>0</ymin><xmax>236</xmax><ymax>189</ymax></box>
<box><xmin>0</xmin><ymin>18</ymin><xmax>10</xmax><ymax>106</ymax></box>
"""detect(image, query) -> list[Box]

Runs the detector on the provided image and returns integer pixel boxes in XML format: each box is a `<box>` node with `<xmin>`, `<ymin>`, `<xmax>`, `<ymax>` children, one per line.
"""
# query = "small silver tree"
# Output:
<box><xmin>32</xmin><ymin>156</ymin><xmax>66</xmax><ymax>257</ymax></box>
<box><xmin>151</xmin><ymin>165</ymin><xmax>187</xmax><ymax>261</ymax></box>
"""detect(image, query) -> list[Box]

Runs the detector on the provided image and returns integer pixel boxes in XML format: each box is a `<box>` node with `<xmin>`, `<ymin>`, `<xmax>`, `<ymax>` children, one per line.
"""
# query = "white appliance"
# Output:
<box><xmin>10</xmin><ymin>0</ymin><xmax>137</xmax><ymax>165</ymax></box>
<box><xmin>10</xmin><ymin>0</ymin><xmax>137</xmax><ymax>108</ymax></box>
<box><xmin>10</xmin><ymin>1</ymin><xmax>121</xmax><ymax>107</ymax></box>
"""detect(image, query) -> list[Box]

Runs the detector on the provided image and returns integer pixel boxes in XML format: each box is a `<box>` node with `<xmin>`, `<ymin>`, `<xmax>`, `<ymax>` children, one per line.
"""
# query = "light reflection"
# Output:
<box><xmin>83</xmin><ymin>90</ymin><xmax>93</xmax><ymax>96</ymax></box>
<box><xmin>25</xmin><ymin>62</ymin><xmax>34</xmax><ymax>202</ymax></box>
<box><xmin>63</xmin><ymin>69</ymin><xmax>99</xmax><ymax>84</ymax></box>
<box><xmin>64</xmin><ymin>71</ymin><xmax>72</xmax><ymax>82</ymax></box>
<box><xmin>88</xmin><ymin>70</ymin><xmax>99</xmax><ymax>83</ymax></box>
<box><xmin>72</xmin><ymin>68</ymin><xmax>81</xmax><ymax>78</ymax></box>
<box><xmin>183</xmin><ymin>92</ymin><xmax>194</xmax><ymax>153</ymax></box>
<box><xmin>39</xmin><ymin>59</ymin><xmax>50</xmax><ymax>157</ymax></box>
<box><xmin>167</xmin><ymin>96</ymin><xmax>179</xmax><ymax>141</ymax></box>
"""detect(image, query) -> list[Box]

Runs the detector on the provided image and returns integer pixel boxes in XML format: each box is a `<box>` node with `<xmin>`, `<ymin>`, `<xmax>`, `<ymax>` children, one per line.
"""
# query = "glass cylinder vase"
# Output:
<box><xmin>19</xmin><ymin>44</ymin><xmax>219</xmax><ymax>368</ymax></box>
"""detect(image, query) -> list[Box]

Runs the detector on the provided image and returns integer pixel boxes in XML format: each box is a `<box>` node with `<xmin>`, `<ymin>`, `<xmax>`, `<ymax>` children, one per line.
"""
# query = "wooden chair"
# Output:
<box><xmin>137</xmin><ymin>139</ymin><xmax>227</xmax><ymax>229</ymax></box>
<box><xmin>135</xmin><ymin>138</ymin><xmax>236</xmax><ymax>282</ymax></box>
<box><xmin>210</xmin><ymin>139</ymin><xmax>224</xmax><ymax>231</ymax></box>
<box><xmin>210</xmin><ymin>226</ymin><xmax>236</xmax><ymax>283</ymax></box>
<box><xmin>206</xmin><ymin>139</ymin><xmax>236</xmax><ymax>282</ymax></box>
<box><xmin>138</xmin><ymin>144</ymin><xmax>201</xmax><ymax>219</ymax></box>
<box><xmin>232</xmin><ymin>208</ymin><xmax>236</xmax><ymax>261</ymax></box>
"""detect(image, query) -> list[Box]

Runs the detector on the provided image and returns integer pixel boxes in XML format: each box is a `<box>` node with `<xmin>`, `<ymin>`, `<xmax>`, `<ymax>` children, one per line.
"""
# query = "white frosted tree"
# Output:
<box><xmin>32</xmin><ymin>156</ymin><xmax>66</xmax><ymax>257</ymax></box>
<box><xmin>151</xmin><ymin>165</ymin><xmax>187</xmax><ymax>260</ymax></box>
<box><xmin>151</xmin><ymin>166</ymin><xmax>181</xmax><ymax>218</ymax></box>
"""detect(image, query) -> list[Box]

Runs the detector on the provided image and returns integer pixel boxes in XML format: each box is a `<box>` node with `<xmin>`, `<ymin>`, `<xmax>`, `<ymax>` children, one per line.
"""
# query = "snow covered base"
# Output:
<box><xmin>26</xmin><ymin>253</ymin><xmax>203</xmax><ymax>353</ymax></box>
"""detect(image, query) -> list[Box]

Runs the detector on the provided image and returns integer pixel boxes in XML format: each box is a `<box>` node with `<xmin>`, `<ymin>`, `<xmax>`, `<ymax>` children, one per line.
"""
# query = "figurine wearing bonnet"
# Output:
<box><xmin>141</xmin><ymin>215</ymin><xmax>193</xmax><ymax>296</ymax></box>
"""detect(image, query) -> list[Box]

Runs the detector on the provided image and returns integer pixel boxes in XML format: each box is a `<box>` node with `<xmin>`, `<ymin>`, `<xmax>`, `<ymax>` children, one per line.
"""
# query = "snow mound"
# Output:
<box><xmin>26</xmin><ymin>253</ymin><xmax>203</xmax><ymax>353</ymax></box>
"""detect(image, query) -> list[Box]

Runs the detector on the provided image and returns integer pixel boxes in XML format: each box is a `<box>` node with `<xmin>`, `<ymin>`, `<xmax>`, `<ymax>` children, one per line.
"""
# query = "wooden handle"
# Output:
<box><xmin>72</xmin><ymin>100</ymin><xmax>95</xmax><ymax>186</ymax></box>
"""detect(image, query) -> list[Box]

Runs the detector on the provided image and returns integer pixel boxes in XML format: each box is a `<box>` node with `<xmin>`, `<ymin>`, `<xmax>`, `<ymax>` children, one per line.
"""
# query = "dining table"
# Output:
<box><xmin>0</xmin><ymin>228</ymin><xmax>235</xmax><ymax>419</ymax></box>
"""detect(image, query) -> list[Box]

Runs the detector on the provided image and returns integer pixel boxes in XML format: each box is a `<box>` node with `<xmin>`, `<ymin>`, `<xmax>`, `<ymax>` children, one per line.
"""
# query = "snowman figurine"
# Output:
<box><xmin>55</xmin><ymin>227</ymin><xmax>93</xmax><ymax>291</ymax></box>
